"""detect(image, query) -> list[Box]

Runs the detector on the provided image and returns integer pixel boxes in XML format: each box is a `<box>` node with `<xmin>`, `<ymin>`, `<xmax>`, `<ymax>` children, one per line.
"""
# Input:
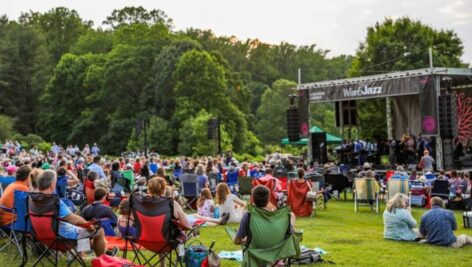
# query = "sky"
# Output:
<box><xmin>3</xmin><ymin>0</ymin><xmax>472</xmax><ymax>65</ymax></box>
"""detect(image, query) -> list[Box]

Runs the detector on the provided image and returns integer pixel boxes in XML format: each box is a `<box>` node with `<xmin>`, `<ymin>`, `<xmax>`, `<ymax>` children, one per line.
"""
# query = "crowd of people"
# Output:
<box><xmin>1</xmin><ymin>139</ymin><xmax>472</xmax><ymax>266</ymax></box>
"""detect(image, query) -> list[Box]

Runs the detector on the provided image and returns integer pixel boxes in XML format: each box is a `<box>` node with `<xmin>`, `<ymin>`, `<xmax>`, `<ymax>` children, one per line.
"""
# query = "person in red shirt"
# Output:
<box><xmin>0</xmin><ymin>165</ymin><xmax>31</xmax><ymax>226</ymax></box>
<box><xmin>133</xmin><ymin>158</ymin><xmax>141</xmax><ymax>175</ymax></box>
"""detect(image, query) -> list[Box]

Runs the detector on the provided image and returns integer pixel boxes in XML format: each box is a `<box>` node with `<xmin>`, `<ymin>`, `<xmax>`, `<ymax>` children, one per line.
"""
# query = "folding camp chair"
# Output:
<box><xmin>208</xmin><ymin>172</ymin><xmax>218</xmax><ymax>190</ymax></box>
<box><xmin>306</xmin><ymin>174</ymin><xmax>326</xmax><ymax>209</ymax></box>
<box><xmin>237</xmin><ymin>176</ymin><xmax>252</xmax><ymax>200</ymax></box>
<box><xmin>462</xmin><ymin>197</ymin><xmax>472</xmax><ymax>228</ymax></box>
<box><xmin>28</xmin><ymin>192</ymin><xmax>98</xmax><ymax>267</ymax></box>
<box><xmin>353</xmin><ymin>178</ymin><xmax>380</xmax><ymax>213</ymax></box>
<box><xmin>121</xmin><ymin>170</ymin><xmax>135</xmax><ymax>191</ymax></box>
<box><xmin>431</xmin><ymin>180</ymin><xmax>449</xmax><ymax>200</ymax></box>
<box><xmin>2</xmin><ymin>190</ymin><xmax>36</xmax><ymax>265</ymax></box>
<box><xmin>179</xmin><ymin>174</ymin><xmax>200</xmax><ymax>211</ymax></box>
<box><xmin>149</xmin><ymin>163</ymin><xmax>158</xmax><ymax>175</ymax></box>
<box><xmin>287</xmin><ymin>180</ymin><xmax>313</xmax><ymax>217</ymax></box>
<box><xmin>239</xmin><ymin>205</ymin><xmax>301</xmax><ymax>267</ymax></box>
<box><xmin>226</xmin><ymin>171</ymin><xmax>239</xmax><ymax>193</ymax></box>
<box><xmin>252</xmin><ymin>178</ymin><xmax>278</xmax><ymax>207</ymax></box>
<box><xmin>386</xmin><ymin>178</ymin><xmax>410</xmax><ymax>207</ymax></box>
<box><xmin>123</xmin><ymin>194</ymin><xmax>200</xmax><ymax>267</ymax></box>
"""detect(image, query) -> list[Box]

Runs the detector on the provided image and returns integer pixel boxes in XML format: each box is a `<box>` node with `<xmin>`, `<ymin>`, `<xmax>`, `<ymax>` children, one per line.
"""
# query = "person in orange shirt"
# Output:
<box><xmin>0</xmin><ymin>165</ymin><xmax>31</xmax><ymax>226</ymax></box>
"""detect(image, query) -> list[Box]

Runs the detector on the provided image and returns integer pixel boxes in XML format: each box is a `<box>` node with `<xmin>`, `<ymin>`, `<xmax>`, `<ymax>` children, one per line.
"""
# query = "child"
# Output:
<box><xmin>197</xmin><ymin>188</ymin><xmax>215</xmax><ymax>218</ymax></box>
<box><xmin>117</xmin><ymin>199</ymin><xmax>136</xmax><ymax>238</ymax></box>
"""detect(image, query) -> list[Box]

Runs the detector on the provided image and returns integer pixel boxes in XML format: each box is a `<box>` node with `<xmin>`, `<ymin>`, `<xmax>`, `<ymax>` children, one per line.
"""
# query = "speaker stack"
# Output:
<box><xmin>286</xmin><ymin>107</ymin><xmax>300</xmax><ymax>142</ymax></box>
<box><xmin>207</xmin><ymin>118</ymin><xmax>219</xmax><ymax>140</ymax></box>
<box><xmin>312</xmin><ymin>132</ymin><xmax>328</xmax><ymax>164</ymax></box>
<box><xmin>438</xmin><ymin>95</ymin><xmax>458</xmax><ymax>138</ymax></box>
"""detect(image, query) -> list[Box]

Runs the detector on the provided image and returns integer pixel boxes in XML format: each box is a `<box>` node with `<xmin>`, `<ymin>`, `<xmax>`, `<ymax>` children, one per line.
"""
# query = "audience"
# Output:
<box><xmin>80</xmin><ymin>187</ymin><xmax>118</xmax><ymax>235</ymax></box>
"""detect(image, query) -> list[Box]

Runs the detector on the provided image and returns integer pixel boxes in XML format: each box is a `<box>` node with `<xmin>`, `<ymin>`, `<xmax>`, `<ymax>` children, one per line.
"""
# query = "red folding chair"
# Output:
<box><xmin>28</xmin><ymin>192</ymin><xmax>99</xmax><ymax>267</ymax></box>
<box><xmin>252</xmin><ymin>178</ymin><xmax>278</xmax><ymax>207</ymax></box>
<box><xmin>287</xmin><ymin>180</ymin><xmax>313</xmax><ymax>217</ymax></box>
<box><xmin>123</xmin><ymin>194</ymin><xmax>201</xmax><ymax>267</ymax></box>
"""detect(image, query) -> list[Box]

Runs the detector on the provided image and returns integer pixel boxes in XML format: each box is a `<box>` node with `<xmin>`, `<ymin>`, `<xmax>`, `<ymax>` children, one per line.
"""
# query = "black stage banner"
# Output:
<box><xmin>307</xmin><ymin>76</ymin><xmax>424</xmax><ymax>103</ymax></box>
<box><xmin>419</xmin><ymin>75</ymin><xmax>438</xmax><ymax>135</ymax></box>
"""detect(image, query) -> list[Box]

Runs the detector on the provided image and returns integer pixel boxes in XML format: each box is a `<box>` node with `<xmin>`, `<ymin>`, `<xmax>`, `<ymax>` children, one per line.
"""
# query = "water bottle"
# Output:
<box><xmin>214</xmin><ymin>205</ymin><xmax>220</xmax><ymax>218</ymax></box>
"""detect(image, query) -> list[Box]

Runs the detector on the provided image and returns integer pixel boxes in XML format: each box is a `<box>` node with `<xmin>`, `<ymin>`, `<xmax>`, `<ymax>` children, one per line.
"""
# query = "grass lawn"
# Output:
<box><xmin>1</xmin><ymin>198</ymin><xmax>471</xmax><ymax>266</ymax></box>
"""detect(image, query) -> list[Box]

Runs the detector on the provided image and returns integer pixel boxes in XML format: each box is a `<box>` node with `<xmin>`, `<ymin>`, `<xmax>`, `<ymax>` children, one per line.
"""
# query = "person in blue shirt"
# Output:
<box><xmin>383</xmin><ymin>193</ymin><xmax>419</xmax><ymax>241</ymax></box>
<box><xmin>36</xmin><ymin>170</ymin><xmax>107</xmax><ymax>256</ymax></box>
<box><xmin>420</xmin><ymin>197</ymin><xmax>472</xmax><ymax>247</ymax></box>
<box><xmin>87</xmin><ymin>156</ymin><xmax>106</xmax><ymax>180</ymax></box>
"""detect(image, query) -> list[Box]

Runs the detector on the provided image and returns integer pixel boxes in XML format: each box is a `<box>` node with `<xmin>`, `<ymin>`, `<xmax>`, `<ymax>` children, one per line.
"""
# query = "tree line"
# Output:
<box><xmin>0</xmin><ymin>6</ymin><xmax>467</xmax><ymax>156</ymax></box>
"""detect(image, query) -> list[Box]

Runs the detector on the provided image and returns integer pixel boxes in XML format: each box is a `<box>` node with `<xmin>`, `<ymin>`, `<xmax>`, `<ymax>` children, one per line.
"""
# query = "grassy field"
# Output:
<box><xmin>1</xmin><ymin>198</ymin><xmax>472</xmax><ymax>266</ymax></box>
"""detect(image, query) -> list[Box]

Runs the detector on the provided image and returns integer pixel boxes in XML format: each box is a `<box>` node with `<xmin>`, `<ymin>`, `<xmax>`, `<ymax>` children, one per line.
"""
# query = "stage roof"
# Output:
<box><xmin>298</xmin><ymin>67</ymin><xmax>472</xmax><ymax>103</ymax></box>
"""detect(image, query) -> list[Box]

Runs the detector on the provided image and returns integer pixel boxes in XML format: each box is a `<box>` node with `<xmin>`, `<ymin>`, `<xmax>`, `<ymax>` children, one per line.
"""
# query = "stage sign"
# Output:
<box><xmin>307</xmin><ymin>76</ymin><xmax>425</xmax><ymax>103</ymax></box>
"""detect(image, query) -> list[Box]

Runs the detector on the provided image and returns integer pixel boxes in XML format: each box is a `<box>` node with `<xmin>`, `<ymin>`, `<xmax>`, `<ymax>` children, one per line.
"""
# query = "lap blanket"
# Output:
<box><xmin>287</xmin><ymin>181</ymin><xmax>313</xmax><ymax>217</ymax></box>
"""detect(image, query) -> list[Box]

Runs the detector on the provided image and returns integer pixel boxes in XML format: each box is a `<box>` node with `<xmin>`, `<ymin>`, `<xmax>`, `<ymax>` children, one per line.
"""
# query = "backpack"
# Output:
<box><xmin>289</xmin><ymin>250</ymin><xmax>329</xmax><ymax>265</ymax></box>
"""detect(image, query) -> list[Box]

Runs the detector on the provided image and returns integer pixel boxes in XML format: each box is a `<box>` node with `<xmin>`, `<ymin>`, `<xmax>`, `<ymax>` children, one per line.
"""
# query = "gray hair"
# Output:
<box><xmin>37</xmin><ymin>170</ymin><xmax>57</xmax><ymax>191</ymax></box>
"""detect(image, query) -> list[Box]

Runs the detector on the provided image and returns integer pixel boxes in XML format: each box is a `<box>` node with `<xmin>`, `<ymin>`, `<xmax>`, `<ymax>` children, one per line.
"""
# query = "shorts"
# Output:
<box><xmin>77</xmin><ymin>227</ymin><xmax>99</xmax><ymax>239</ymax></box>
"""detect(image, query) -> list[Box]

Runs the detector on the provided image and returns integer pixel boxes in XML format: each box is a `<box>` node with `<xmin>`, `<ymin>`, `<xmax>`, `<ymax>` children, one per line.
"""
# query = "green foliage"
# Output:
<box><xmin>0</xmin><ymin>114</ymin><xmax>14</xmax><ymax>141</ymax></box>
<box><xmin>37</xmin><ymin>141</ymin><xmax>52</xmax><ymax>153</ymax></box>
<box><xmin>178</xmin><ymin>110</ymin><xmax>231</xmax><ymax>156</ymax></box>
<box><xmin>71</xmin><ymin>29</ymin><xmax>113</xmax><ymax>55</ymax></box>
<box><xmin>127</xmin><ymin>116</ymin><xmax>176</xmax><ymax>155</ymax></box>
<box><xmin>103</xmin><ymin>6</ymin><xmax>173</xmax><ymax>29</ymax></box>
<box><xmin>0</xmin><ymin>20</ymin><xmax>51</xmax><ymax>134</ymax></box>
<box><xmin>11</xmin><ymin>133</ymin><xmax>45</xmax><ymax>150</ymax></box>
<box><xmin>19</xmin><ymin>7</ymin><xmax>92</xmax><ymax>63</ymax></box>
<box><xmin>255</xmin><ymin>79</ymin><xmax>297</xmax><ymax>145</ymax></box>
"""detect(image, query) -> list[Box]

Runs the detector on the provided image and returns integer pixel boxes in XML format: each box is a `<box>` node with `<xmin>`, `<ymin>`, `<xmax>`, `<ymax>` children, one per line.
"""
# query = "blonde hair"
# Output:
<box><xmin>216</xmin><ymin>183</ymin><xmax>230</xmax><ymax>205</ymax></box>
<box><xmin>386</xmin><ymin>193</ymin><xmax>409</xmax><ymax>213</ymax></box>
<box><xmin>148</xmin><ymin>177</ymin><xmax>166</xmax><ymax>197</ymax></box>
<box><xmin>29</xmin><ymin>168</ymin><xmax>44</xmax><ymax>190</ymax></box>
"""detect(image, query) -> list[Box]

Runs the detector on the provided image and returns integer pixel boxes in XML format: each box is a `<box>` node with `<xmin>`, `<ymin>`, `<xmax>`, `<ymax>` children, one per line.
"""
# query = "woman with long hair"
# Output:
<box><xmin>383</xmin><ymin>193</ymin><xmax>419</xmax><ymax>241</ymax></box>
<box><xmin>216</xmin><ymin>183</ymin><xmax>246</xmax><ymax>223</ymax></box>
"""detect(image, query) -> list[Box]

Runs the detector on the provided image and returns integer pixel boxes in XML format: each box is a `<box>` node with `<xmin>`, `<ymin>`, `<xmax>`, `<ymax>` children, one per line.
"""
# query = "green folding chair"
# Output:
<box><xmin>237</xmin><ymin>176</ymin><xmax>252</xmax><ymax>200</ymax></box>
<box><xmin>120</xmin><ymin>170</ymin><xmax>135</xmax><ymax>190</ymax></box>
<box><xmin>239</xmin><ymin>205</ymin><xmax>301</xmax><ymax>267</ymax></box>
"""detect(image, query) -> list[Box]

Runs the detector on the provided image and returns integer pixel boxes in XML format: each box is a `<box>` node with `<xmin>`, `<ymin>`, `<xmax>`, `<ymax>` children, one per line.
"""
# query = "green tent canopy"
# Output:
<box><xmin>281</xmin><ymin>125</ymin><xmax>342</xmax><ymax>145</ymax></box>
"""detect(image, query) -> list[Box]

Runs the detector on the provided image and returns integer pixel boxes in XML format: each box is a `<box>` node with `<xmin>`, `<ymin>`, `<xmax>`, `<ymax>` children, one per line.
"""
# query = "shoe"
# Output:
<box><xmin>106</xmin><ymin>246</ymin><xmax>119</xmax><ymax>257</ymax></box>
<box><xmin>220</xmin><ymin>213</ymin><xmax>230</xmax><ymax>225</ymax></box>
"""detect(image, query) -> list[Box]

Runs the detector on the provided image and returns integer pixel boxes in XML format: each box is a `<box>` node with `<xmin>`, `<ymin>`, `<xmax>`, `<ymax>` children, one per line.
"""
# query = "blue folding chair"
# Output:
<box><xmin>149</xmin><ymin>163</ymin><xmax>158</xmax><ymax>175</ymax></box>
<box><xmin>180</xmin><ymin>174</ymin><xmax>200</xmax><ymax>211</ymax></box>
<box><xmin>226</xmin><ymin>171</ymin><xmax>239</xmax><ymax>193</ymax></box>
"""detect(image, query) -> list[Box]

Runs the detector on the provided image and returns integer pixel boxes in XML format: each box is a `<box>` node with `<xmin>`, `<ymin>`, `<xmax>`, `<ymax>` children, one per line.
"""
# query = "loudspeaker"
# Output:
<box><xmin>442</xmin><ymin>138</ymin><xmax>454</xmax><ymax>170</ymax></box>
<box><xmin>207</xmin><ymin>118</ymin><xmax>219</xmax><ymax>140</ymax></box>
<box><xmin>335</xmin><ymin>100</ymin><xmax>357</xmax><ymax>127</ymax></box>
<box><xmin>287</xmin><ymin>107</ymin><xmax>300</xmax><ymax>142</ymax></box>
<box><xmin>298</xmin><ymin>90</ymin><xmax>310</xmax><ymax>137</ymax></box>
<box><xmin>438</xmin><ymin>95</ymin><xmax>458</xmax><ymax>138</ymax></box>
<box><xmin>311</xmin><ymin>132</ymin><xmax>328</xmax><ymax>164</ymax></box>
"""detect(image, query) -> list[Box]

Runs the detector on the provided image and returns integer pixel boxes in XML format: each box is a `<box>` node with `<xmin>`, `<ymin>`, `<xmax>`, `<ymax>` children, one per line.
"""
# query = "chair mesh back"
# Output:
<box><xmin>226</xmin><ymin>172</ymin><xmax>238</xmax><ymax>185</ymax></box>
<box><xmin>28</xmin><ymin>193</ymin><xmax>59</xmax><ymax>242</ymax></box>
<box><xmin>355</xmin><ymin>178</ymin><xmax>377</xmax><ymax>200</ymax></box>
<box><xmin>432</xmin><ymin>180</ymin><xmax>449</xmax><ymax>194</ymax></box>
<box><xmin>387</xmin><ymin>179</ymin><xmax>409</xmax><ymax>200</ymax></box>
<box><xmin>180</xmin><ymin>174</ymin><xmax>198</xmax><ymax>197</ymax></box>
<box><xmin>237</xmin><ymin>176</ymin><xmax>252</xmax><ymax>195</ymax></box>
<box><xmin>131</xmin><ymin>194</ymin><xmax>175</xmax><ymax>252</ymax></box>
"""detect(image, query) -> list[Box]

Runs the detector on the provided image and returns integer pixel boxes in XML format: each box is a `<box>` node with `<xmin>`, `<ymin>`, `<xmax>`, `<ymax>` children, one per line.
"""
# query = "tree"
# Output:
<box><xmin>19</xmin><ymin>7</ymin><xmax>92</xmax><ymax>63</ymax></box>
<box><xmin>71</xmin><ymin>28</ymin><xmax>113</xmax><ymax>55</ymax></box>
<box><xmin>148</xmin><ymin>39</ymin><xmax>202</xmax><ymax>119</ymax></box>
<box><xmin>0</xmin><ymin>114</ymin><xmax>14</xmax><ymax>140</ymax></box>
<box><xmin>127</xmin><ymin>116</ymin><xmax>176</xmax><ymax>155</ymax></box>
<box><xmin>349</xmin><ymin>17</ymin><xmax>467</xmax><ymax>139</ymax></box>
<box><xmin>103</xmin><ymin>6</ymin><xmax>172</xmax><ymax>29</ymax></box>
<box><xmin>255</xmin><ymin>79</ymin><xmax>297</xmax><ymax>145</ymax></box>
<box><xmin>0</xmin><ymin>20</ymin><xmax>51</xmax><ymax>134</ymax></box>
<box><xmin>39</xmin><ymin>53</ymin><xmax>105</xmax><ymax>144</ymax></box>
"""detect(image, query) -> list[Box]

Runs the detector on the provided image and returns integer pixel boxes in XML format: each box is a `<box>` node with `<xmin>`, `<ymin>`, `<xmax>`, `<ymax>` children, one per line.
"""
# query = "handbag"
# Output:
<box><xmin>305</xmin><ymin>191</ymin><xmax>317</xmax><ymax>202</ymax></box>
<box><xmin>185</xmin><ymin>240</ymin><xmax>208</xmax><ymax>267</ymax></box>
<box><xmin>201</xmin><ymin>241</ymin><xmax>221</xmax><ymax>267</ymax></box>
